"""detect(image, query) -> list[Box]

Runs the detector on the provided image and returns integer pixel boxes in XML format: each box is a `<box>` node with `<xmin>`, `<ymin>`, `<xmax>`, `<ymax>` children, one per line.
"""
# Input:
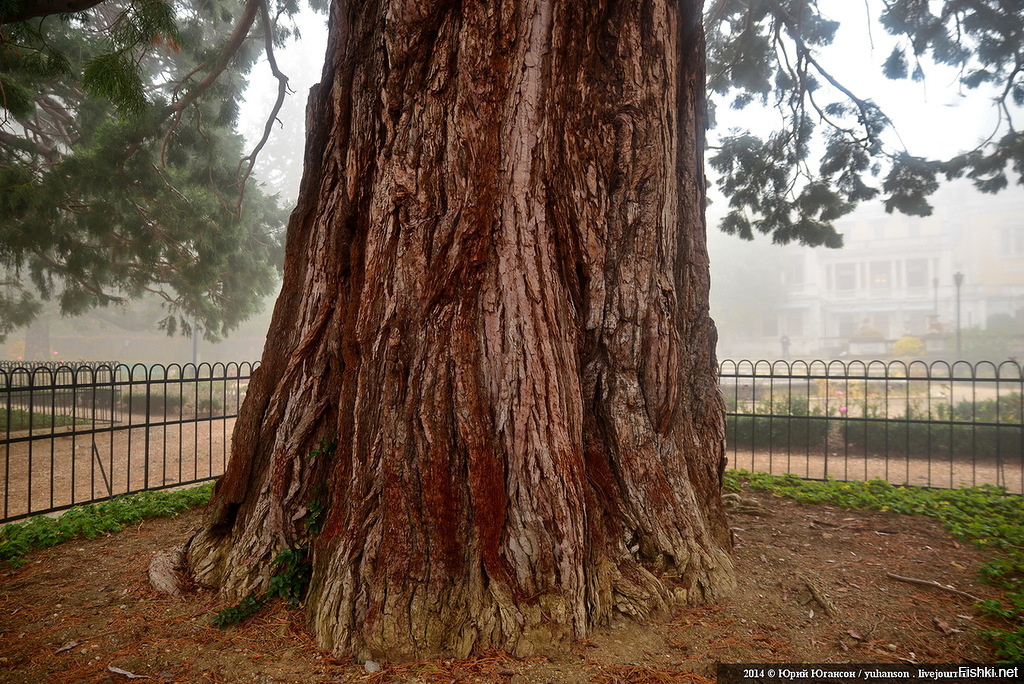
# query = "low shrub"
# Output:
<box><xmin>726</xmin><ymin>394</ymin><xmax>1024</xmax><ymax>462</ymax></box>
<box><xmin>119</xmin><ymin>391</ymin><xmax>186</xmax><ymax>414</ymax></box>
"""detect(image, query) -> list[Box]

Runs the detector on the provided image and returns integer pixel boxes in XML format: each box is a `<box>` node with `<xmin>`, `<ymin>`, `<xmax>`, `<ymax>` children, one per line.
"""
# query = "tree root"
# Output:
<box><xmin>801</xmin><ymin>575</ymin><xmax>839</xmax><ymax>617</ymax></box>
<box><xmin>885</xmin><ymin>572</ymin><xmax>982</xmax><ymax>603</ymax></box>
<box><xmin>722</xmin><ymin>493</ymin><xmax>773</xmax><ymax>517</ymax></box>
<box><xmin>148</xmin><ymin>545</ymin><xmax>188</xmax><ymax>596</ymax></box>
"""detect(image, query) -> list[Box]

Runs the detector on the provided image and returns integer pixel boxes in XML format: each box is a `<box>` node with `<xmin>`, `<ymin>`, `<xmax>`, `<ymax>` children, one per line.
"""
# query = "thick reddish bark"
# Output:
<box><xmin>173</xmin><ymin>0</ymin><xmax>735</xmax><ymax>660</ymax></box>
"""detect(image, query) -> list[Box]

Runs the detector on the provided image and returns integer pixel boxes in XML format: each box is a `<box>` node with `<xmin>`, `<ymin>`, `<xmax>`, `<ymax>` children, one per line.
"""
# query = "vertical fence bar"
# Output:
<box><xmin>72</xmin><ymin>367</ymin><xmax>80</xmax><ymax>505</ymax></box>
<box><xmin>26</xmin><ymin>367</ymin><xmax>35</xmax><ymax>515</ymax></box>
<box><xmin>87</xmin><ymin>366</ymin><xmax>95</xmax><ymax>501</ymax></box>
<box><xmin>125</xmin><ymin>365</ymin><xmax>133</xmax><ymax>495</ymax></box>
<box><xmin>2</xmin><ymin>368</ymin><xmax>9</xmax><ymax>520</ymax></box>
<box><xmin>1016</xmin><ymin>360</ymin><xmax>1023</xmax><ymax>493</ymax></box>
<box><xmin>190</xmin><ymin>363</ymin><xmax>199</xmax><ymax>480</ymax></box>
<box><xmin>110</xmin><ymin>366</ymin><xmax>119</xmax><ymax>500</ymax></box>
<box><xmin>48</xmin><ymin>367</ymin><xmax>56</xmax><ymax>510</ymax></box>
<box><xmin>220</xmin><ymin>363</ymin><xmax>228</xmax><ymax>473</ymax></box>
<box><xmin>767</xmin><ymin>361</ymin><xmax>775</xmax><ymax>475</ymax></box>
<box><xmin>144</xmin><ymin>365</ymin><xmax>152</xmax><ymax>491</ymax></box>
<box><xmin>161</xmin><ymin>366</ymin><xmax>168</xmax><ymax>489</ymax></box>
<box><xmin>176</xmin><ymin>364</ymin><xmax>185</xmax><ymax>484</ymax></box>
<box><xmin>206</xmin><ymin>364</ymin><xmax>214</xmax><ymax>477</ymax></box>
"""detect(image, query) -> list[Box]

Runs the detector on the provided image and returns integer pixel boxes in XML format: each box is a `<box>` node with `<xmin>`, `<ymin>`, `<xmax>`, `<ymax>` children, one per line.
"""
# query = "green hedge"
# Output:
<box><xmin>727</xmin><ymin>394</ymin><xmax>1023</xmax><ymax>460</ymax></box>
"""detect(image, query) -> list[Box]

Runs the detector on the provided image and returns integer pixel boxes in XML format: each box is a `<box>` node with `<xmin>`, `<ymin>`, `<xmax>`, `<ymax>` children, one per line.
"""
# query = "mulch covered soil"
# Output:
<box><xmin>0</xmin><ymin>489</ymin><xmax>1008</xmax><ymax>683</ymax></box>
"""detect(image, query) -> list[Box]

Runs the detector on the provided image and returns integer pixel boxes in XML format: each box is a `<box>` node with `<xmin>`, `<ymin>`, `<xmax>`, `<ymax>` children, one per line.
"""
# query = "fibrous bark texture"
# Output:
<box><xmin>179</xmin><ymin>0</ymin><xmax>735</xmax><ymax>660</ymax></box>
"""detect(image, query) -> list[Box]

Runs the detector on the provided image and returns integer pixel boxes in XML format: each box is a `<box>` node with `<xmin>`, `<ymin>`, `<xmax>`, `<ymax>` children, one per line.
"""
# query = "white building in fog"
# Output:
<box><xmin>714</xmin><ymin>182</ymin><xmax>1024</xmax><ymax>359</ymax></box>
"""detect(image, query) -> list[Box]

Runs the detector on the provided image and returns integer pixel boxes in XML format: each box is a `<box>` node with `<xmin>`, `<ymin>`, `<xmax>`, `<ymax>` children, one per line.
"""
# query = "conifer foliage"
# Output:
<box><xmin>1</xmin><ymin>0</ymin><xmax>1022</xmax><ymax>339</ymax></box>
<box><xmin>705</xmin><ymin>0</ymin><xmax>1023</xmax><ymax>247</ymax></box>
<box><xmin>0</xmin><ymin>0</ymin><xmax>292</xmax><ymax>341</ymax></box>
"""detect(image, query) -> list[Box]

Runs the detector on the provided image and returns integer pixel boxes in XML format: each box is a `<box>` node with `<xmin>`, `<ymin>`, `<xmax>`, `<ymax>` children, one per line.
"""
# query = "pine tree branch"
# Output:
<box><xmin>137</xmin><ymin>0</ymin><xmax>260</xmax><ymax>170</ymax></box>
<box><xmin>137</xmin><ymin>0</ymin><xmax>259</xmax><ymax>162</ymax></box>
<box><xmin>162</xmin><ymin>0</ymin><xmax>260</xmax><ymax>119</ymax></box>
<box><xmin>0</xmin><ymin>128</ymin><xmax>57</xmax><ymax>162</ymax></box>
<box><xmin>995</xmin><ymin>57</ymin><xmax>1021</xmax><ymax>134</ymax></box>
<box><xmin>767</xmin><ymin>0</ymin><xmax>890</xmax><ymax>139</ymax></box>
<box><xmin>704</xmin><ymin>0</ymin><xmax>731</xmax><ymax>31</ymax></box>
<box><xmin>0</xmin><ymin>0</ymin><xmax>106</xmax><ymax>25</ymax></box>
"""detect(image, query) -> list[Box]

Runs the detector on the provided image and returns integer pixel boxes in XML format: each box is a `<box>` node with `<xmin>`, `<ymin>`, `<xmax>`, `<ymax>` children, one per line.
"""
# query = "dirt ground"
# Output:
<box><xmin>0</xmin><ymin>488</ymin><xmax>1010</xmax><ymax>684</ymax></box>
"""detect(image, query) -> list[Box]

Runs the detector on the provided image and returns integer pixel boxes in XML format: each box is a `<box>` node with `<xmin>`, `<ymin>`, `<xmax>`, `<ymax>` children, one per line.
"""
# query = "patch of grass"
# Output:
<box><xmin>725</xmin><ymin>470</ymin><xmax>1024</xmax><ymax>663</ymax></box>
<box><xmin>0</xmin><ymin>483</ymin><xmax>213</xmax><ymax>565</ymax></box>
<box><xmin>2</xmin><ymin>407</ymin><xmax>85</xmax><ymax>431</ymax></box>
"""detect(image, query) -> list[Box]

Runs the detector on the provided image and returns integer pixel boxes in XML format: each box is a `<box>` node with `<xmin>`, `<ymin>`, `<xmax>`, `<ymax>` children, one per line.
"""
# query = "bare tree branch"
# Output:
<box><xmin>234</xmin><ymin>0</ymin><xmax>290</xmax><ymax>214</ymax></box>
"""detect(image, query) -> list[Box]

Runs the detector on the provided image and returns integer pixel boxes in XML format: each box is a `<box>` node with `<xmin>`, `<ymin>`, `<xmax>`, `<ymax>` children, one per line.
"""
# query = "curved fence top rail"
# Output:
<box><xmin>116</xmin><ymin>361</ymin><xmax>259</xmax><ymax>381</ymax></box>
<box><xmin>0</xmin><ymin>360</ymin><xmax>120</xmax><ymax>371</ymax></box>
<box><xmin>719</xmin><ymin>358</ymin><xmax>1024</xmax><ymax>381</ymax></box>
<box><xmin>0</xmin><ymin>361</ymin><xmax>260</xmax><ymax>387</ymax></box>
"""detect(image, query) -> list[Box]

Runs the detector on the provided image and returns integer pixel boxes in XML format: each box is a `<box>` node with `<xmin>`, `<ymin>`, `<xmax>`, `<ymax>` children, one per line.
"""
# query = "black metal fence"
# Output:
<box><xmin>1</xmin><ymin>361</ymin><xmax>256</xmax><ymax>523</ymax></box>
<box><xmin>721</xmin><ymin>359</ymin><xmax>1024</xmax><ymax>494</ymax></box>
<box><xmin>4</xmin><ymin>358</ymin><xmax>1022</xmax><ymax>524</ymax></box>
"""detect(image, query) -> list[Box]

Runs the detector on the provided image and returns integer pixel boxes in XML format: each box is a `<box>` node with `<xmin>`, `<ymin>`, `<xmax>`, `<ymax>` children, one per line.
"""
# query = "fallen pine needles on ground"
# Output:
<box><xmin>725</xmin><ymin>470</ymin><xmax>1024</xmax><ymax>662</ymax></box>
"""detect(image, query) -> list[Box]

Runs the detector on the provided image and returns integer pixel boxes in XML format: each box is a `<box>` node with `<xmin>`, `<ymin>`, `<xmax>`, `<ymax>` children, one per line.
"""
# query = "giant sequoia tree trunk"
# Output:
<box><xmin>176</xmin><ymin>0</ymin><xmax>735</xmax><ymax>660</ymax></box>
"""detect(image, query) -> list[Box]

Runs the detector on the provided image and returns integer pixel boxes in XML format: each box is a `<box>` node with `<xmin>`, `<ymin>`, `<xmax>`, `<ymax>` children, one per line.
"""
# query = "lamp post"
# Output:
<box><xmin>954</xmin><ymin>272</ymin><xmax>964</xmax><ymax>359</ymax></box>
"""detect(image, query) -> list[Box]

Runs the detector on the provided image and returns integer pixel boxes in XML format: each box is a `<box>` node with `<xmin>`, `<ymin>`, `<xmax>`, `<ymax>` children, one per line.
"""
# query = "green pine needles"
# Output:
<box><xmin>1</xmin><ymin>0</ymin><xmax>1023</xmax><ymax>338</ymax></box>
<box><xmin>0</xmin><ymin>0</ymin><xmax>287</xmax><ymax>342</ymax></box>
<box><xmin>82</xmin><ymin>52</ymin><xmax>148</xmax><ymax>118</ymax></box>
<box><xmin>705</xmin><ymin>0</ymin><xmax>1023</xmax><ymax>248</ymax></box>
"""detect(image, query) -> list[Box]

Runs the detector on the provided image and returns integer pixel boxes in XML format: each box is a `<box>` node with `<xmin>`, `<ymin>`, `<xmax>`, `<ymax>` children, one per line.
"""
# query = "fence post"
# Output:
<box><xmin>144</xmin><ymin>365</ymin><xmax>152</xmax><ymax>491</ymax></box>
